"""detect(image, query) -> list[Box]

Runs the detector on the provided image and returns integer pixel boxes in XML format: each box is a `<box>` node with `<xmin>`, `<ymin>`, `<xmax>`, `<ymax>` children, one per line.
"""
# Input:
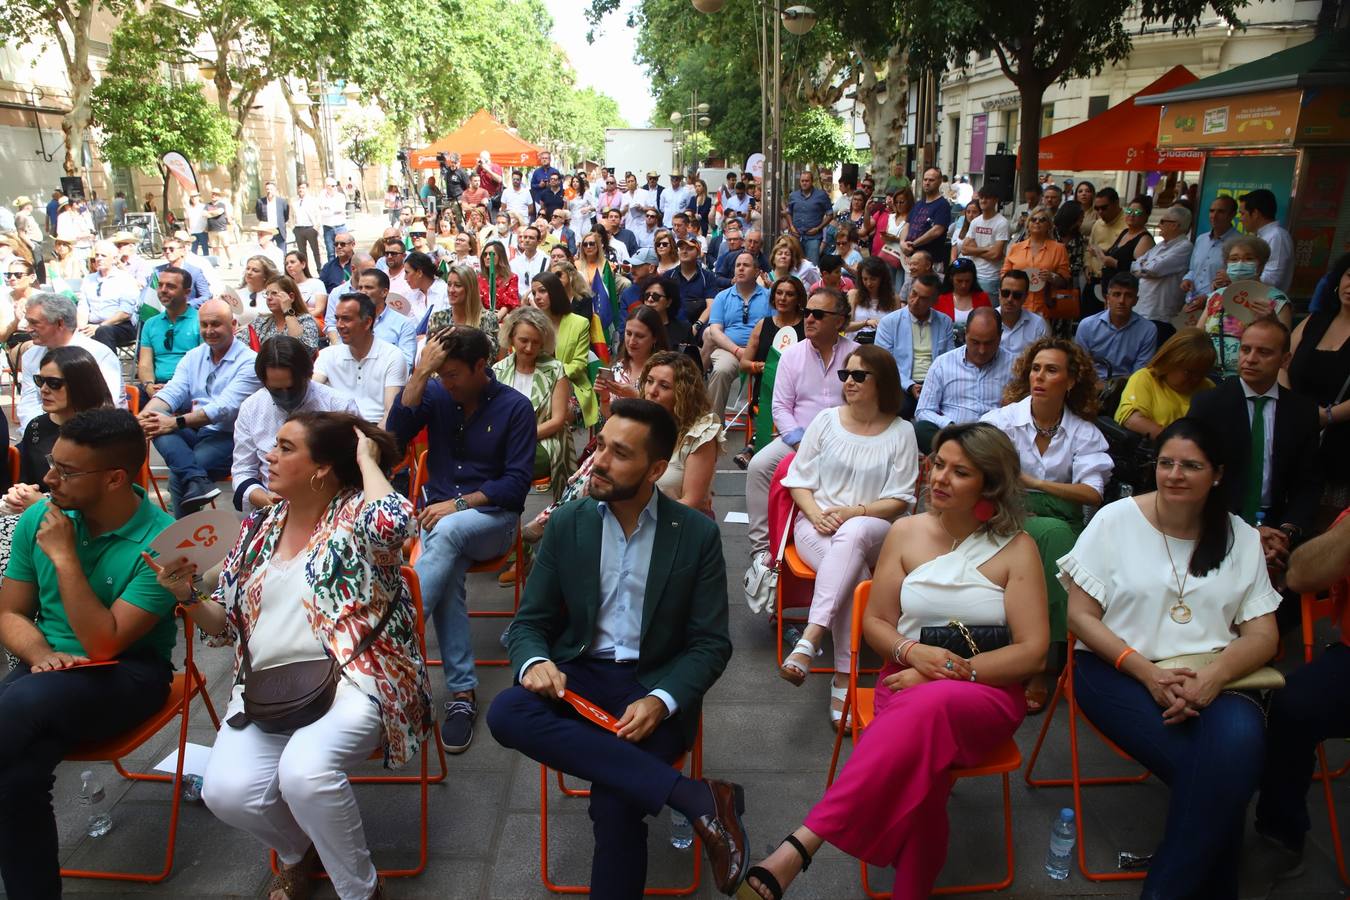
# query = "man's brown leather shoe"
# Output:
<box><xmin>692</xmin><ymin>778</ymin><xmax>749</xmax><ymax>895</ymax></box>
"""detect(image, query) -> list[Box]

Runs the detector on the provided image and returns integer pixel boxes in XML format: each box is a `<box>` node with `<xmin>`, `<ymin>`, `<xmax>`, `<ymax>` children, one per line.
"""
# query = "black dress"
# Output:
<box><xmin>1287</xmin><ymin>311</ymin><xmax>1350</xmax><ymax>498</ymax></box>
<box><xmin>1095</xmin><ymin>230</ymin><xmax>1151</xmax><ymax>313</ymax></box>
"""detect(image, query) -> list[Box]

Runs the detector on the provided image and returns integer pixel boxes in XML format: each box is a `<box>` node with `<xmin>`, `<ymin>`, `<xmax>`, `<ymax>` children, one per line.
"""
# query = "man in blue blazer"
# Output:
<box><xmin>253</xmin><ymin>181</ymin><xmax>289</xmax><ymax>250</ymax></box>
<box><xmin>488</xmin><ymin>398</ymin><xmax>749</xmax><ymax>898</ymax></box>
<box><xmin>874</xmin><ymin>273</ymin><xmax>955</xmax><ymax>419</ymax></box>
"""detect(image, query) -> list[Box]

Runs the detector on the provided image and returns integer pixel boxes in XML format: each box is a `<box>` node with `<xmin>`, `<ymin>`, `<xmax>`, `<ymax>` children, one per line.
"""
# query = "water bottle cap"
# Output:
<box><xmin>1060</xmin><ymin>808</ymin><xmax>1075</xmax><ymax>821</ymax></box>
<box><xmin>81</xmin><ymin>769</ymin><xmax>94</xmax><ymax>780</ymax></box>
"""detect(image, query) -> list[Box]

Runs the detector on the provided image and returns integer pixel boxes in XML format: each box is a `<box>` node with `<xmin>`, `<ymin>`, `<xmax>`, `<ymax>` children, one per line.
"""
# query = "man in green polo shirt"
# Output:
<box><xmin>137</xmin><ymin>265</ymin><xmax>202</xmax><ymax>400</ymax></box>
<box><xmin>0</xmin><ymin>408</ymin><xmax>180</xmax><ymax>898</ymax></box>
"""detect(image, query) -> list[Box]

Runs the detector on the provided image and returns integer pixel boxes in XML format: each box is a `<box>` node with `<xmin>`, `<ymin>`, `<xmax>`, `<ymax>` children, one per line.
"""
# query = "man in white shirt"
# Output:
<box><xmin>290</xmin><ymin>182</ymin><xmax>322</xmax><ymax>269</ymax></box>
<box><xmin>314</xmin><ymin>293</ymin><xmax>408</xmax><ymax>427</ymax></box>
<box><xmin>318</xmin><ymin>177</ymin><xmax>348</xmax><ymax>263</ymax></box>
<box><xmin>77</xmin><ymin>240</ymin><xmax>141</xmax><ymax>349</ymax></box>
<box><xmin>510</xmin><ymin>226</ymin><xmax>547</xmax><ymax>285</ymax></box>
<box><xmin>1238</xmin><ymin>189</ymin><xmax>1293</xmax><ymax>293</ymax></box>
<box><xmin>960</xmin><ymin>187</ymin><xmax>1009</xmax><ymax>296</ymax></box>
<box><xmin>18</xmin><ymin>292</ymin><xmax>126</xmax><ymax>429</ymax></box>
<box><xmin>622</xmin><ymin>173</ymin><xmax>646</xmax><ymax>232</ymax></box>
<box><xmin>1181</xmin><ymin>195</ymin><xmax>1237</xmax><ymax>302</ymax></box>
<box><xmin>185</xmin><ymin>193</ymin><xmax>210</xmax><ymax>255</ymax></box>
<box><xmin>382</xmin><ymin>237</ymin><xmax>413</xmax><ymax>298</ymax></box>
<box><xmin>500</xmin><ymin>170</ymin><xmax>534</xmax><ymax>224</ymax></box>
<box><xmin>634</xmin><ymin>172</ymin><xmax>663</xmax><ymax>222</ymax></box>
<box><xmin>660</xmin><ymin>172</ymin><xmax>692</xmax><ymax>227</ymax></box>
<box><xmin>231</xmin><ymin>333</ymin><xmax>356</xmax><ymax>512</ymax></box>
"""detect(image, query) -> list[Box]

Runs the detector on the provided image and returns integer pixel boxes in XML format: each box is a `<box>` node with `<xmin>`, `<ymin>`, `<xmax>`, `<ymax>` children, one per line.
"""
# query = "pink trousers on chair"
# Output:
<box><xmin>804</xmin><ymin>672</ymin><xmax>1024</xmax><ymax>899</ymax></box>
<box><xmin>791</xmin><ymin>515</ymin><xmax>891</xmax><ymax>672</ymax></box>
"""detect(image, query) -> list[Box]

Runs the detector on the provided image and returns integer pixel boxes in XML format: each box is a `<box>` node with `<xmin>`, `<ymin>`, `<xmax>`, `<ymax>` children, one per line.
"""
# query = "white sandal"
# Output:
<box><xmin>779</xmin><ymin>637</ymin><xmax>819</xmax><ymax>686</ymax></box>
<box><xmin>829</xmin><ymin>684</ymin><xmax>850</xmax><ymax>730</ymax></box>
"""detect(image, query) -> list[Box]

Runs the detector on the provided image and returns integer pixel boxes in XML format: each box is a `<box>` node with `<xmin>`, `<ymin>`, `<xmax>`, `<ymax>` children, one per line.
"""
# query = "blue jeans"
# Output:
<box><xmin>977</xmin><ymin>275</ymin><xmax>1001</xmax><ymax>299</ymax></box>
<box><xmin>322</xmin><ymin>224</ymin><xmax>345</xmax><ymax>263</ymax></box>
<box><xmin>414</xmin><ymin>507</ymin><xmax>517</xmax><ymax>692</ymax></box>
<box><xmin>151</xmin><ymin>427</ymin><xmax>234</xmax><ymax>517</ymax></box>
<box><xmin>1073</xmin><ymin>650</ymin><xmax>1265</xmax><ymax>900</ymax></box>
<box><xmin>0</xmin><ymin>653</ymin><xmax>172</xmax><ymax>899</ymax></box>
<box><xmin>1256</xmin><ymin>641</ymin><xmax>1350</xmax><ymax>851</ymax></box>
<box><xmin>799</xmin><ymin>234</ymin><xmax>822</xmax><ymax>264</ymax></box>
<box><xmin>192</xmin><ymin>232</ymin><xmax>209</xmax><ymax>255</ymax></box>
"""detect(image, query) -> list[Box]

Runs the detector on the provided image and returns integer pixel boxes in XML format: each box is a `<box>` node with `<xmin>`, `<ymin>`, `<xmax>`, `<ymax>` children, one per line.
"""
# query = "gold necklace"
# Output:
<box><xmin>936</xmin><ymin>513</ymin><xmax>974</xmax><ymax>552</ymax></box>
<box><xmin>1154</xmin><ymin>494</ymin><xmax>1193</xmax><ymax>624</ymax></box>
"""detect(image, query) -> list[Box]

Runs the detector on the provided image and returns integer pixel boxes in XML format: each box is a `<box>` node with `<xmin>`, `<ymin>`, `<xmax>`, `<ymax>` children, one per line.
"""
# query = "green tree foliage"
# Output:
<box><xmin>90</xmin><ymin>75</ymin><xmax>237</xmax><ymax>172</ymax></box>
<box><xmin>339</xmin><ymin>109</ymin><xmax>398</xmax><ymax>188</ymax></box>
<box><xmin>783</xmin><ymin>107</ymin><xmax>857</xmax><ymax>168</ymax></box>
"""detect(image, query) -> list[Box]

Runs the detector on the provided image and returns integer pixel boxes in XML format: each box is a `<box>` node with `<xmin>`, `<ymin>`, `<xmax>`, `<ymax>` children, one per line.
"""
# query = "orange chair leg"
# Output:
<box><xmin>1024</xmin><ymin>668</ymin><xmax>1150</xmax><ymax>790</ymax></box>
<box><xmin>1318</xmin><ymin>742</ymin><xmax>1350</xmax><ymax>886</ymax></box>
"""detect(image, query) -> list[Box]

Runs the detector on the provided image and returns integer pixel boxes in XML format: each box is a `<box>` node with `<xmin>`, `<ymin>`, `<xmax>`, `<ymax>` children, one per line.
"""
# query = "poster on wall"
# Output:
<box><xmin>1196</xmin><ymin>154</ymin><xmax>1296</xmax><ymax>238</ymax></box>
<box><xmin>968</xmin><ymin>115</ymin><xmax>987</xmax><ymax>174</ymax></box>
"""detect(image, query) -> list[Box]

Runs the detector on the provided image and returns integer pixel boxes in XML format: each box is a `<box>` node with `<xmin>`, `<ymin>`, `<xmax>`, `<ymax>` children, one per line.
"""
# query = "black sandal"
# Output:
<box><xmin>733</xmin><ymin>447</ymin><xmax>754</xmax><ymax>470</ymax></box>
<box><xmin>736</xmin><ymin>834</ymin><xmax>812</xmax><ymax>900</ymax></box>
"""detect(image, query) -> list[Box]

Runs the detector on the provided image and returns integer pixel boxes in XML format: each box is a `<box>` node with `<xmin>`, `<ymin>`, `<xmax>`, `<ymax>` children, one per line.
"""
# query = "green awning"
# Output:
<box><xmin>1137</xmin><ymin>32</ymin><xmax>1350</xmax><ymax>106</ymax></box>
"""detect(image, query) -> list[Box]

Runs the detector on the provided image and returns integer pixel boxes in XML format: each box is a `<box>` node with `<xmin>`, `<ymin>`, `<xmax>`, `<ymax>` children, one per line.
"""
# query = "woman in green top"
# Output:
<box><xmin>529</xmin><ymin>271</ymin><xmax>598</xmax><ymax>427</ymax></box>
<box><xmin>492</xmin><ymin>306</ymin><xmax>574</xmax><ymax>500</ymax></box>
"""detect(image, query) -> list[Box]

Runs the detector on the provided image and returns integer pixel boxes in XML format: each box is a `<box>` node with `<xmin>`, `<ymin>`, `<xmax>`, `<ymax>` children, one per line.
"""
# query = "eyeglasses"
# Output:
<box><xmin>656</xmin><ymin>241</ymin><xmax>671</xmax><ymax>248</ymax></box>
<box><xmin>642</xmin><ymin>291</ymin><xmax>667</xmax><ymax>303</ymax></box>
<box><xmin>3</xmin><ymin>271</ymin><xmax>29</xmax><ymax>280</ymax></box>
<box><xmin>32</xmin><ymin>375</ymin><xmax>65</xmax><ymax>390</ymax></box>
<box><xmin>805</xmin><ymin>307</ymin><xmax>840</xmax><ymax>320</ymax></box>
<box><xmin>1028</xmin><ymin>217</ymin><xmax>1050</xmax><ymax>224</ymax></box>
<box><xmin>999</xmin><ymin>289</ymin><xmax>1027</xmax><ymax>299</ymax></box>
<box><xmin>1123</xmin><ymin>207</ymin><xmax>1144</xmax><ymax>216</ymax></box>
<box><xmin>335</xmin><ymin>240</ymin><xmax>354</xmax><ymax>247</ymax></box>
<box><xmin>836</xmin><ymin>369</ymin><xmax>872</xmax><ymax>384</ymax></box>
<box><xmin>44</xmin><ymin>453</ymin><xmax>120</xmax><ymax>482</ymax></box>
<box><xmin>1156</xmin><ymin>457</ymin><xmax>1208</xmax><ymax>474</ymax></box>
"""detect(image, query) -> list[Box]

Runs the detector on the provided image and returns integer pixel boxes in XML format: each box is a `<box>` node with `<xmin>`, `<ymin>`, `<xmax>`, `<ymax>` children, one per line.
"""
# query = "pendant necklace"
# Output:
<box><xmin>1032</xmin><ymin>413</ymin><xmax>1062</xmax><ymax>440</ymax></box>
<box><xmin>1155</xmin><ymin>494</ymin><xmax>1193</xmax><ymax>624</ymax></box>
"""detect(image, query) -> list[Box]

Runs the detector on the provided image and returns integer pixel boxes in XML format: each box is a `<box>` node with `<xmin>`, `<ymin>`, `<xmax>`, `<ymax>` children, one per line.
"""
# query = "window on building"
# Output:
<box><xmin>949</xmin><ymin>117</ymin><xmax>961</xmax><ymax>174</ymax></box>
<box><xmin>1040</xmin><ymin>103</ymin><xmax>1055</xmax><ymax>138</ymax></box>
<box><xmin>1087</xmin><ymin>95</ymin><xmax>1110</xmax><ymax>119</ymax></box>
<box><xmin>1003</xmin><ymin>108</ymin><xmax>1020</xmax><ymax>153</ymax></box>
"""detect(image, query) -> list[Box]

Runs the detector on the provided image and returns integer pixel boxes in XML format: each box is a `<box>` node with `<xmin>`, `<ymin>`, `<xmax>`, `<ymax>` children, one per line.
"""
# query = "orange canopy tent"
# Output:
<box><xmin>410</xmin><ymin>110</ymin><xmax>543</xmax><ymax>169</ymax></box>
<box><xmin>1032</xmin><ymin>66</ymin><xmax>1205</xmax><ymax>172</ymax></box>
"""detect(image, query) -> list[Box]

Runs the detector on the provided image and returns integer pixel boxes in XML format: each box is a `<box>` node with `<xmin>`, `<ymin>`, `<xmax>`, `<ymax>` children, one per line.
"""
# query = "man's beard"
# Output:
<box><xmin>589</xmin><ymin>466</ymin><xmax>642</xmax><ymax>503</ymax></box>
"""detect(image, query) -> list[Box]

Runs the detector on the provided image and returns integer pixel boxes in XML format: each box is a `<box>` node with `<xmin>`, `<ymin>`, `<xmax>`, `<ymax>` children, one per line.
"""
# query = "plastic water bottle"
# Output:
<box><xmin>181</xmin><ymin>774</ymin><xmax>204</xmax><ymax>803</ymax></box>
<box><xmin>669</xmin><ymin>810</ymin><xmax>694</xmax><ymax>850</ymax></box>
<box><xmin>1044</xmin><ymin>808</ymin><xmax>1075</xmax><ymax>880</ymax></box>
<box><xmin>79</xmin><ymin>770</ymin><xmax>113</xmax><ymax>838</ymax></box>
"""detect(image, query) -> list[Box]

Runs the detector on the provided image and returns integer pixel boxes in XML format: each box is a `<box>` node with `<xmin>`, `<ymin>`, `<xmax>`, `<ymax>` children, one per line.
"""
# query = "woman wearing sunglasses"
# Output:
<box><xmin>1095</xmin><ymin>194</ymin><xmax>1155</xmax><ymax>305</ymax></box>
<box><xmin>1000</xmin><ymin>206</ymin><xmax>1070</xmax><ymax>317</ymax></box>
<box><xmin>652</xmin><ymin>229</ymin><xmax>679</xmax><ymax>274</ymax></box>
<box><xmin>778</xmin><ymin>345</ymin><xmax>919</xmax><ymax>726</ymax></box>
<box><xmin>635</xmin><ymin>274</ymin><xmax>692</xmax><ymax>352</ymax></box>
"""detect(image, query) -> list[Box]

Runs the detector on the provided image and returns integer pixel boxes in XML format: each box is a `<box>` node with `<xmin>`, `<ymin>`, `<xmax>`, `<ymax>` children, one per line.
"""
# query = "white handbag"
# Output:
<box><xmin>743</xmin><ymin>512</ymin><xmax>794</xmax><ymax>615</ymax></box>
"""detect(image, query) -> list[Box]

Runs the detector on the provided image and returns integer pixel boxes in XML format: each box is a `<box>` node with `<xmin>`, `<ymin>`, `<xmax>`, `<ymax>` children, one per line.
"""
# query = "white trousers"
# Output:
<box><xmin>203</xmin><ymin>681</ymin><xmax>383</xmax><ymax>900</ymax></box>
<box><xmin>792</xmin><ymin>515</ymin><xmax>893</xmax><ymax>672</ymax></box>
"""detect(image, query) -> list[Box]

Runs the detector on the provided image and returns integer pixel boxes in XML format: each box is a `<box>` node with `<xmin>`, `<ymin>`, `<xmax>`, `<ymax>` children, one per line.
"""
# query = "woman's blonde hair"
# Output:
<box><xmin>446</xmin><ymin>265</ymin><xmax>485</xmax><ymax>330</ymax></box>
<box><xmin>501</xmin><ymin>305</ymin><xmax>556</xmax><ymax>355</ymax></box>
<box><xmin>771</xmin><ymin>235</ymin><xmax>803</xmax><ymax>272</ymax></box>
<box><xmin>1002</xmin><ymin>337</ymin><xmax>1101</xmax><ymax>418</ymax></box>
<box><xmin>1147</xmin><ymin>327</ymin><xmax>1216</xmax><ymax>380</ymax></box>
<box><xmin>551</xmin><ymin>260</ymin><xmax>592</xmax><ymax>301</ymax></box>
<box><xmin>640</xmin><ymin>350</ymin><xmax>711</xmax><ymax>437</ymax></box>
<box><xmin>242</xmin><ymin>255</ymin><xmax>280</xmax><ymax>287</ymax></box>
<box><xmin>930</xmin><ymin>422</ymin><xmax>1026</xmax><ymax>536</ymax></box>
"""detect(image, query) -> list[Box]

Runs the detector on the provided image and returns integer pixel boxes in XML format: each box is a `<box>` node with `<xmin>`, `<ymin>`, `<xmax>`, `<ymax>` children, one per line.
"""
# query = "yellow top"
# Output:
<box><xmin>1114</xmin><ymin>368</ymin><xmax>1213</xmax><ymax>429</ymax></box>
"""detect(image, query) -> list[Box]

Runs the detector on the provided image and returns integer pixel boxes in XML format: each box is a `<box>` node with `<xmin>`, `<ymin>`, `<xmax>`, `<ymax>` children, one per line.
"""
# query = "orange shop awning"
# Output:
<box><xmin>1032</xmin><ymin>66</ymin><xmax>1205</xmax><ymax>172</ymax></box>
<box><xmin>410</xmin><ymin>110</ymin><xmax>543</xmax><ymax>169</ymax></box>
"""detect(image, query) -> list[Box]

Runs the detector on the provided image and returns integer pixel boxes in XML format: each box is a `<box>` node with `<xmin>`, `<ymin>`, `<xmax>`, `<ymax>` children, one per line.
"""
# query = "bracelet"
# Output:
<box><xmin>900</xmin><ymin>639</ymin><xmax>918</xmax><ymax>666</ymax></box>
<box><xmin>856</xmin><ymin>504</ymin><xmax>866</xmax><ymax>518</ymax></box>
<box><xmin>180</xmin><ymin>587</ymin><xmax>207</xmax><ymax>609</ymax></box>
<box><xmin>890</xmin><ymin>639</ymin><xmax>906</xmax><ymax>666</ymax></box>
<box><xmin>1114</xmin><ymin>646</ymin><xmax>1137</xmax><ymax>670</ymax></box>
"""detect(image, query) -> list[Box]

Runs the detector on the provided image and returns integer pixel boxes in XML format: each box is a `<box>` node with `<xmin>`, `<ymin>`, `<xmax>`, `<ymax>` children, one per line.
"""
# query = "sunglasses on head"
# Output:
<box><xmin>805</xmin><ymin>307</ymin><xmax>839</xmax><ymax>320</ymax></box>
<box><xmin>33</xmin><ymin>375</ymin><xmax>65</xmax><ymax>390</ymax></box>
<box><xmin>836</xmin><ymin>369</ymin><xmax>872</xmax><ymax>384</ymax></box>
<box><xmin>1000</xmin><ymin>288</ymin><xmax>1026</xmax><ymax>299</ymax></box>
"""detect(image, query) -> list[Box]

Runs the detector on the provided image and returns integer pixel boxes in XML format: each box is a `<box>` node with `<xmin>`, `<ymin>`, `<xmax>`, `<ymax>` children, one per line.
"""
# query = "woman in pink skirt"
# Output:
<box><xmin>738</xmin><ymin>422</ymin><xmax>1049</xmax><ymax>900</ymax></box>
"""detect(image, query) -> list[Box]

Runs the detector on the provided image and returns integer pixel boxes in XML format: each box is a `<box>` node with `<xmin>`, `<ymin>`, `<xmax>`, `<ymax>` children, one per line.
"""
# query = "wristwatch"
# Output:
<box><xmin>175</xmin><ymin>415</ymin><xmax>188</xmax><ymax>431</ymax></box>
<box><xmin>454</xmin><ymin>497</ymin><xmax>469</xmax><ymax>512</ymax></box>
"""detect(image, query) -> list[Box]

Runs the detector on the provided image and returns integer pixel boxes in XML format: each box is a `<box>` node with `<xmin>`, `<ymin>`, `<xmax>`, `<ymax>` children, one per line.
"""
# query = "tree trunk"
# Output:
<box><xmin>285</xmin><ymin>92</ymin><xmax>330</xmax><ymax>178</ymax></box>
<box><xmin>60</xmin><ymin>4</ymin><xmax>97</xmax><ymax>178</ymax></box>
<box><xmin>1016</xmin><ymin>77</ymin><xmax>1045</xmax><ymax>193</ymax></box>
<box><xmin>857</xmin><ymin>44</ymin><xmax>909</xmax><ymax>181</ymax></box>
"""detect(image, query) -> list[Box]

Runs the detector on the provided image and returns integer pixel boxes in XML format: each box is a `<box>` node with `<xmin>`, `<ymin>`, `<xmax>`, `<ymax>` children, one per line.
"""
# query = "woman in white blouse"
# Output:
<box><xmin>284</xmin><ymin>251</ymin><xmax>329</xmax><ymax>320</ymax></box>
<box><xmin>981</xmin><ymin>337</ymin><xmax>1110</xmax><ymax>713</ymax></box>
<box><xmin>1061</xmin><ymin>416</ymin><xmax>1280</xmax><ymax>900</ymax></box>
<box><xmin>779</xmin><ymin>345</ymin><xmax>920</xmax><ymax>726</ymax></box>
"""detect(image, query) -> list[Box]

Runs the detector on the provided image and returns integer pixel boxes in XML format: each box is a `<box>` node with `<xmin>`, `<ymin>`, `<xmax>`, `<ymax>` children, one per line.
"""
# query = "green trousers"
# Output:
<box><xmin>1023</xmin><ymin>492</ymin><xmax>1086</xmax><ymax>643</ymax></box>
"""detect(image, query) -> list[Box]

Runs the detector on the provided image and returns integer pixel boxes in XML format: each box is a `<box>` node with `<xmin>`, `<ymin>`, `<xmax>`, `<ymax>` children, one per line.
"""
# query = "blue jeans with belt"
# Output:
<box><xmin>1073</xmin><ymin>650</ymin><xmax>1266</xmax><ymax>899</ymax></box>
<box><xmin>414</xmin><ymin>506</ymin><xmax>517</xmax><ymax>693</ymax></box>
<box><xmin>0</xmin><ymin>653</ymin><xmax>172</xmax><ymax>899</ymax></box>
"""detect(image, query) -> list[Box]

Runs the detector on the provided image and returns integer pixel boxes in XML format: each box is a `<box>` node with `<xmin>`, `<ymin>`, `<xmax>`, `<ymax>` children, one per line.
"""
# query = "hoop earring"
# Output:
<box><xmin>310</xmin><ymin>472</ymin><xmax>325</xmax><ymax>494</ymax></box>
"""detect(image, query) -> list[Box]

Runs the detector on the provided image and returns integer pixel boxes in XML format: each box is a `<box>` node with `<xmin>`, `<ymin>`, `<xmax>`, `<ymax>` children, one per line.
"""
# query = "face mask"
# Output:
<box><xmin>268</xmin><ymin>387</ymin><xmax>304</xmax><ymax>413</ymax></box>
<box><xmin>1227</xmin><ymin>261</ymin><xmax>1258</xmax><ymax>281</ymax></box>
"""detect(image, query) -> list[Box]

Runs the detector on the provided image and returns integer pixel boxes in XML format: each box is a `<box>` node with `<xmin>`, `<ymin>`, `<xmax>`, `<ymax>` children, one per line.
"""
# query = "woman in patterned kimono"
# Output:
<box><xmin>492</xmin><ymin>306</ymin><xmax>574</xmax><ymax>500</ymax></box>
<box><xmin>147</xmin><ymin>412</ymin><xmax>431</xmax><ymax>900</ymax></box>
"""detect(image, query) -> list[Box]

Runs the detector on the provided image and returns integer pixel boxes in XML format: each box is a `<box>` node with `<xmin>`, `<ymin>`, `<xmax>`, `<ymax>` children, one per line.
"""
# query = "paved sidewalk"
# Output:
<box><xmin>8</xmin><ymin>467</ymin><xmax>1350</xmax><ymax>899</ymax></box>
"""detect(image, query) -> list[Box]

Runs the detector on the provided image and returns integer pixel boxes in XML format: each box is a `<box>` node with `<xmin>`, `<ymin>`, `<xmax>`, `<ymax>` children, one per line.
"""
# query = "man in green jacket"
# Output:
<box><xmin>488</xmin><ymin>398</ymin><xmax>749</xmax><ymax>898</ymax></box>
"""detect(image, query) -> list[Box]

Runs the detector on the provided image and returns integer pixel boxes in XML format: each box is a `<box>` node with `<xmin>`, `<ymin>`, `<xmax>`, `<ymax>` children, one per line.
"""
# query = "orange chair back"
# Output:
<box><xmin>411</xmin><ymin>450</ymin><xmax>428</xmax><ymax>511</ymax></box>
<box><xmin>124</xmin><ymin>384</ymin><xmax>141</xmax><ymax>415</ymax></box>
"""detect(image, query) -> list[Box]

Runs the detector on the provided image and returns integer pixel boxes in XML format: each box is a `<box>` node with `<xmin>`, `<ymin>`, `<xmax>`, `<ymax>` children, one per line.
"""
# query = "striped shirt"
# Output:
<box><xmin>915</xmin><ymin>346</ymin><xmax>1015</xmax><ymax>429</ymax></box>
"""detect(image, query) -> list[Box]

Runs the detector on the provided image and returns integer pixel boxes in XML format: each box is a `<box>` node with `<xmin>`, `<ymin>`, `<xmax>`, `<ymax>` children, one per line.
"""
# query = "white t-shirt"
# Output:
<box><xmin>500</xmin><ymin>185</ymin><xmax>533</xmax><ymax>221</ymax></box>
<box><xmin>186</xmin><ymin>203</ymin><xmax>209</xmax><ymax>234</ymax></box>
<box><xmin>510</xmin><ymin>251</ymin><xmax>547</xmax><ymax>286</ymax></box>
<box><xmin>1057</xmin><ymin>498</ymin><xmax>1281</xmax><ymax>662</ymax></box>
<box><xmin>966</xmin><ymin>213</ymin><xmax>1009</xmax><ymax>283</ymax></box>
<box><xmin>313</xmin><ymin>338</ymin><xmax>408</xmax><ymax>425</ymax></box>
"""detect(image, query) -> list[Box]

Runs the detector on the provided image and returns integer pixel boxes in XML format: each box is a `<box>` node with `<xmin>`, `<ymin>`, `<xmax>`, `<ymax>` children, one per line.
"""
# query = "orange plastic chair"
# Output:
<box><xmin>540</xmin><ymin>720</ymin><xmax>703</xmax><ymax>895</ymax></box>
<box><xmin>126</xmin><ymin>386</ymin><xmax>177</xmax><ymax>511</ymax></box>
<box><xmin>270</xmin><ymin>566</ymin><xmax>448</xmax><ymax>880</ymax></box>
<box><xmin>1021</xmin><ymin>638</ymin><xmax>1148</xmax><ymax>883</ymax></box>
<box><xmin>826</xmin><ymin>581</ymin><xmax>1020</xmax><ymax>896</ymax></box>
<box><xmin>60</xmin><ymin>609</ymin><xmax>221</xmax><ymax>883</ymax></box>
<box><xmin>408</xmin><ymin>450</ymin><xmax>523</xmax><ymax>667</ymax></box>
<box><xmin>1302</xmin><ymin>591</ymin><xmax>1350</xmax><ymax>885</ymax></box>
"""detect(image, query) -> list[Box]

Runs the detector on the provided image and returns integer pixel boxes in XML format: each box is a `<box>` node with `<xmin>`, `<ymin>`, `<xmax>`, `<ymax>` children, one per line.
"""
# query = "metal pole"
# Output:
<box><xmin>767</xmin><ymin>0</ymin><xmax>782</xmax><ymax>250</ymax></box>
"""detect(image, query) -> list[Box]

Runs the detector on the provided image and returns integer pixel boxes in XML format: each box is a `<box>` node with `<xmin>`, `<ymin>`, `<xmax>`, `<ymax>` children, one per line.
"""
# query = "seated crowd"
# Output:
<box><xmin>0</xmin><ymin>167</ymin><xmax>1349</xmax><ymax>900</ymax></box>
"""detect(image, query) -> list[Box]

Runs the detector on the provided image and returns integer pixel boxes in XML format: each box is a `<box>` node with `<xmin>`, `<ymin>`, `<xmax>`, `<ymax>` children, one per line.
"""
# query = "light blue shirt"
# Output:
<box><xmin>374</xmin><ymin>305</ymin><xmax>417</xmax><ymax>369</ymax></box>
<box><xmin>79</xmin><ymin>270</ymin><xmax>141</xmax><ymax>325</ymax></box>
<box><xmin>1000</xmin><ymin>309</ymin><xmax>1050</xmax><ymax>359</ymax></box>
<box><xmin>518</xmin><ymin>489</ymin><xmax>677</xmax><ymax>715</ymax></box>
<box><xmin>875</xmin><ymin>306</ymin><xmax>955</xmax><ymax>390</ymax></box>
<box><xmin>708</xmin><ymin>283</ymin><xmax>773</xmax><ymax>347</ymax></box>
<box><xmin>1183</xmin><ymin>226</ymin><xmax>1234</xmax><ymax>301</ymax></box>
<box><xmin>1075</xmin><ymin>310</ymin><xmax>1158</xmax><ymax>381</ymax></box>
<box><xmin>152</xmin><ymin>338</ymin><xmax>261</xmax><ymax>436</ymax></box>
<box><xmin>916</xmin><ymin>346</ymin><xmax>1015</xmax><ymax>428</ymax></box>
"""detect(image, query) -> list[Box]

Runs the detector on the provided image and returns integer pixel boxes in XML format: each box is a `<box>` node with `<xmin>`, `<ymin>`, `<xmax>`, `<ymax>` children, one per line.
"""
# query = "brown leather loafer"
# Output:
<box><xmin>692</xmin><ymin>778</ymin><xmax>749</xmax><ymax>895</ymax></box>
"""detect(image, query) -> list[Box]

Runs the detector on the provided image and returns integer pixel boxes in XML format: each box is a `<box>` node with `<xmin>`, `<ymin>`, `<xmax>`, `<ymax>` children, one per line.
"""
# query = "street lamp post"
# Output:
<box><xmin>694</xmin><ymin>0</ymin><xmax>814</xmax><ymax>249</ymax></box>
<box><xmin>669</xmin><ymin>92</ymin><xmax>712</xmax><ymax>175</ymax></box>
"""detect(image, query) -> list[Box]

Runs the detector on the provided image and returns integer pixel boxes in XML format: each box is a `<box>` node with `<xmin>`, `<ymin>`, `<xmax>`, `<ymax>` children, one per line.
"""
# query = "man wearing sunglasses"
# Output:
<box><xmin>1088</xmin><ymin>187</ymin><xmax>1126</xmax><ymax>279</ymax></box>
<box><xmin>745</xmin><ymin>287</ymin><xmax>858</xmax><ymax>584</ymax></box>
<box><xmin>136</xmin><ymin>267</ymin><xmax>201</xmax><ymax>401</ymax></box>
<box><xmin>995</xmin><ymin>270</ymin><xmax>1050</xmax><ymax>357</ymax></box>
<box><xmin>382</xmin><ymin>237</ymin><xmax>413</xmax><ymax>299</ymax></box>
<box><xmin>318</xmin><ymin>230</ymin><xmax>356</xmax><ymax>293</ymax></box>
<box><xmin>705</xmin><ymin>252</ymin><xmax>773</xmax><ymax>417</ymax></box>
<box><xmin>875</xmin><ymin>273</ymin><xmax>955</xmax><ymax>420</ymax></box>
